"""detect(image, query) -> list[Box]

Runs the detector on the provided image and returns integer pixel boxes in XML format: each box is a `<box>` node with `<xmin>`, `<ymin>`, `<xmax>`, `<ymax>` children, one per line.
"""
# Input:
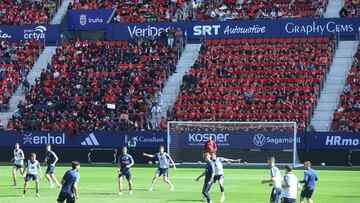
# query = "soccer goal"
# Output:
<box><xmin>167</xmin><ymin>121</ymin><xmax>301</xmax><ymax>166</ymax></box>
<box><xmin>87</xmin><ymin>148</ymin><xmax>118</xmax><ymax>164</ymax></box>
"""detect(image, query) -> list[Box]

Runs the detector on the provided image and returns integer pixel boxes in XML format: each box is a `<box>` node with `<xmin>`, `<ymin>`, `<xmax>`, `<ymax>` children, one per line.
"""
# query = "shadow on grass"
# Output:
<box><xmin>0</xmin><ymin>195</ymin><xmax>22</xmax><ymax>198</ymax></box>
<box><xmin>167</xmin><ymin>200</ymin><xmax>203</xmax><ymax>202</ymax></box>
<box><xmin>0</xmin><ymin>186</ymin><xmax>25</xmax><ymax>191</ymax></box>
<box><xmin>132</xmin><ymin>188</ymin><xmax>152</xmax><ymax>191</ymax></box>
<box><xmin>335</xmin><ymin>195</ymin><xmax>360</xmax><ymax>198</ymax></box>
<box><xmin>81</xmin><ymin>188</ymin><xmax>157</xmax><ymax>195</ymax></box>
<box><xmin>81</xmin><ymin>192</ymin><xmax>116</xmax><ymax>195</ymax></box>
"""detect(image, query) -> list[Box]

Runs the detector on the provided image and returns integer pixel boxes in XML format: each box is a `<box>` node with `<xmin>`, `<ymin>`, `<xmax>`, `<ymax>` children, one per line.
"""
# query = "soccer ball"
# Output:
<box><xmin>155</xmin><ymin>161</ymin><xmax>159</xmax><ymax>164</ymax></box>
<box><xmin>148</xmin><ymin>161</ymin><xmax>153</xmax><ymax>165</ymax></box>
<box><xmin>321</xmin><ymin>162</ymin><xmax>326</xmax><ymax>167</ymax></box>
<box><xmin>197</xmin><ymin>161</ymin><xmax>202</xmax><ymax>165</ymax></box>
<box><xmin>243</xmin><ymin>162</ymin><xmax>247</xmax><ymax>166</ymax></box>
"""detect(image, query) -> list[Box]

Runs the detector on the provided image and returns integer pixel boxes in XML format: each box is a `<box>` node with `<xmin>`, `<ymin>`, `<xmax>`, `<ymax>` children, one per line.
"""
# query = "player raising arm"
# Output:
<box><xmin>143</xmin><ymin>145</ymin><xmax>176</xmax><ymax>191</ymax></box>
<box><xmin>22</xmin><ymin>153</ymin><xmax>42</xmax><ymax>197</ymax></box>
<box><xmin>195</xmin><ymin>153</ymin><xmax>215</xmax><ymax>203</ymax></box>
<box><xmin>299</xmin><ymin>161</ymin><xmax>318</xmax><ymax>203</ymax></box>
<box><xmin>118</xmin><ymin>146</ymin><xmax>134</xmax><ymax>195</ymax></box>
<box><xmin>44</xmin><ymin>144</ymin><xmax>61</xmax><ymax>188</ymax></box>
<box><xmin>212</xmin><ymin>153</ymin><xmax>241</xmax><ymax>202</ymax></box>
<box><xmin>57</xmin><ymin>161</ymin><xmax>81</xmax><ymax>203</ymax></box>
<box><xmin>261</xmin><ymin>157</ymin><xmax>282</xmax><ymax>203</ymax></box>
<box><xmin>11</xmin><ymin>143</ymin><xmax>25</xmax><ymax>186</ymax></box>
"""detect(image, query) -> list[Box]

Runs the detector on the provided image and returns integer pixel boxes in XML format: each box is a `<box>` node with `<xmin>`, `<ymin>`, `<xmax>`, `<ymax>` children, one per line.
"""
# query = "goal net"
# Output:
<box><xmin>87</xmin><ymin>148</ymin><xmax>118</xmax><ymax>164</ymax></box>
<box><xmin>167</xmin><ymin>121</ymin><xmax>301</xmax><ymax>166</ymax></box>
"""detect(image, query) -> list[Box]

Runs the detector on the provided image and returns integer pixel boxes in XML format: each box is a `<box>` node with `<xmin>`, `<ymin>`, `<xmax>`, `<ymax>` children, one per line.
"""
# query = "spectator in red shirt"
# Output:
<box><xmin>203</xmin><ymin>135</ymin><xmax>217</xmax><ymax>155</ymax></box>
<box><xmin>160</xmin><ymin>117</ymin><xmax>167</xmax><ymax>131</ymax></box>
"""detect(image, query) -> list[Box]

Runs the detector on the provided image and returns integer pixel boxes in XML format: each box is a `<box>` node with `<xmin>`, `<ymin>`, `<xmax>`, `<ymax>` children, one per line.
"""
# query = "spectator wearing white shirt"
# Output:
<box><xmin>270</xmin><ymin>9</ymin><xmax>277</xmax><ymax>18</ymax></box>
<box><xmin>53</xmin><ymin>70</ymin><xmax>60</xmax><ymax>78</ymax></box>
<box><xmin>154</xmin><ymin>91</ymin><xmax>163</xmax><ymax>106</ymax></box>
<box><xmin>151</xmin><ymin>103</ymin><xmax>162</xmax><ymax>129</ymax></box>
<box><xmin>343</xmin><ymin>83</ymin><xmax>351</xmax><ymax>93</ymax></box>
<box><xmin>354</xmin><ymin>101</ymin><xmax>360</xmax><ymax>112</ymax></box>
<box><xmin>316</xmin><ymin>6</ymin><xmax>324</xmax><ymax>18</ymax></box>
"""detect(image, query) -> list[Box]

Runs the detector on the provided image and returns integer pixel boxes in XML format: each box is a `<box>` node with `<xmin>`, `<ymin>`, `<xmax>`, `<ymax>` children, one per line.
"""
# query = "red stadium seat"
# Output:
<box><xmin>226</xmin><ymin>38</ymin><xmax>234</xmax><ymax>45</ymax></box>
<box><xmin>9</xmin><ymin>39</ymin><xmax>181</xmax><ymax>131</ymax></box>
<box><xmin>0</xmin><ymin>39</ymin><xmax>43</xmax><ymax>112</ymax></box>
<box><xmin>256</xmin><ymin>38</ymin><xmax>263</xmax><ymax>44</ymax></box>
<box><xmin>67</xmin><ymin>0</ymin><xmax>323</xmax><ymax>23</ymax></box>
<box><xmin>248</xmin><ymin>38</ymin><xmax>255</xmax><ymax>45</ymax></box>
<box><xmin>331</xmin><ymin>45</ymin><xmax>360</xmax><ymax>131</ymax></box>
<box><xmin>173</xmin><ymin>36</ymin><xmax>335</xmax><ymax>131</ymax></box>
<box><xmin>308</xmin><ymin>37</ymin><xmax>315</xmax><ymax>43</ymax></box>
<box><xmin>219</xmin><ymin>39</ymin><xmax>227</xmax><ymax>45</ymax></box>
<box><xmin>0</xmin><ymin>0</ymin><xmax>58</xmax><ymax>25</ymax></box>
<box><xmin>263</xmin><ymin>38</ymin><xmax>271</xmax><ymax>44</ymax></box>
<box><xmin>270</xmin><ymin>38</ymin><xmax>278</xmax><ymax>44</ymax></box>
<box><xmin>300</xmin><ymin>37</ymin><xmax>308</xmax><ymax>43</ymax></box>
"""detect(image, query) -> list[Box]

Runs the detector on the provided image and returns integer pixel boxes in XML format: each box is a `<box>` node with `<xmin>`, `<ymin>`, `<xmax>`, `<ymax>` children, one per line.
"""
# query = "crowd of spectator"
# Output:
<box><xmin>68</xmin><ymin>0</ymin><xmax>327</xmax><ymax>23</ymax></box>
<box><xmin>172</xmin><ymin>36</ymin><xmax>335</xmax><ymax>131</ymax></box>
<box><xmin>0</xmin><ymin>0</ymin><xmax>59</xmax><ymax>25</ymax></box>
<box><xmin>7</xmin><ymin>35</ymin><xmax>183</xmax><ymax>132</ymax></box>
<box><xmin>192</xmin><ymin>0</ymin><xmax>327</xmax><ymax>20</ymax></box>
<box><xmin>332</xmin><ymin>44</ymin><xmax>360</xmax><ymax>132</ymax></box>
<box><xmin>339</xmin><ymin>0</ymin><xmax>360</xmax><ymax>17</ymax></box>
<box><xmin>0</xmin><ymin>40</ymin><xmax>43</xmax><ymax>112</ymax></box>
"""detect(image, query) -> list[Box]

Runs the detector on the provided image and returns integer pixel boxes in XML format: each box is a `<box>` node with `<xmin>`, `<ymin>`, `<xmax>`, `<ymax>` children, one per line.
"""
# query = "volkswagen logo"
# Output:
<box><xmin>253</xmin><ymin>134</ymin><xmax>266</xmax><ymax>147</ymax></box>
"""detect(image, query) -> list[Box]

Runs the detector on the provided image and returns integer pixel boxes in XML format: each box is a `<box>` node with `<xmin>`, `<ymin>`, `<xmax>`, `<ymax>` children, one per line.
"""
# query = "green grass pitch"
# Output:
<box><xmin>0</xmin><ymin>165</ymin><xmax>359</xmax><ymax>203</ymax></box>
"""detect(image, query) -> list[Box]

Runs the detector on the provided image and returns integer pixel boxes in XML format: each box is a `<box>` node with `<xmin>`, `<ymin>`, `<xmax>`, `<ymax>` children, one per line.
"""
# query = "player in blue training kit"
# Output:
<box><xmin>196</xmin><ymin>153</ymin><xmax>215</xmax><ymax>203</ymax></box>
<box><xmin>57</xmin><ymin>161</ymin><xmax>80</xmax><ymax>203</ymax></box>
<box><xmin>22</xmin><ymin>153</ymin><xmax>42</xmax><ymax>197</ymax></box>
<box><xmin>262</xmin><ymin>157</ymin><xmax>282</xmax><ymax>203</ymax></box>
<box><xmin>44</xmin><ymin>144</ymin><xmax>61</xmax><ymax>188</ymax></box>
<box><xmin>118</xmin><ymin>146</ymin><xmax>134</xmax><ymax>195</ymax></box>
<box><xmin>143</xmin><ymin>145</ymin><xmax>176</xmax><ymax>191</ymax></box>
<box><xmin>212</xmin><ymin>153</ymin><xmax>241</xmax><ymax>202</ymax></box>
<box><xmin>300</xmin><ymin>161</ymin><xmax>318</xmax><ymax>203</ymax></box>
<box><xmin>11</xmin><ymin>143</ymin><xmax>25</xmax><ymax>186</ymax></box>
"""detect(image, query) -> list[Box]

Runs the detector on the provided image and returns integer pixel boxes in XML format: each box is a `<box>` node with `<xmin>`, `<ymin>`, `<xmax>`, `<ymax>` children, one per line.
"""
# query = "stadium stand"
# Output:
<box><xmin>331</xmin><ymin>44</ymin><xmax>360</xmax><ymax>132</ymax></box>
<box><xmin>0</xmin><ymin>40</ymin><xmax>44</xmax><ymax>112</ymax></box>
<box><xmin>172</xmin><ymin>36</ymin><xmax>336</xmax><ymax>131</ymax></box>
<box><xmin>339</xmin><ymin>0</ymin><xmax>360</xmax><ymax>17</ymax></box>
<box><xmin>68</xmin><ymin>0</ymin><xmax>327</xmax><ymax>22</ymax></box>
<box><xmin>0</xmin><ymin>0</ymin><xmax>60</xmax><ymax>25</ymax></box>
<box><xmin>8</xmin><ymin>36</ymin><xmax>183</xmax><ymax>132</ymax></box>
<box><xmin>191</xmin><ymin>0</ymin><xmax>327</xmax><ymax>20</ymax></box>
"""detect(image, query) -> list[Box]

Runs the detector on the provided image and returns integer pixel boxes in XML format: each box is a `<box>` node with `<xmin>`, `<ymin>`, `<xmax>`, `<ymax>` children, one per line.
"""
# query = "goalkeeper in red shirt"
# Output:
<box><xmin>204</xmin><ymin>136</ymin><xmax>217</xmax><ymax>156</ymax></box>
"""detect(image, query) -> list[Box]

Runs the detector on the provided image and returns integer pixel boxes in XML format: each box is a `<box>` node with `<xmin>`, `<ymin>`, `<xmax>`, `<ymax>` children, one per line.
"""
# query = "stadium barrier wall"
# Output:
<box><xmin>2</xmin><ymin>18</ymin><xmax>359</xmax><ymax>43</ymax></box>
<box><xmin>0</xmin><ymin>131</ymin><xmax>359</xmax><ymax>150</ymax></box>
<box><xmin>0</xmin><ymin>131</ymin><xmax>166</xmax><ymax>148</ymax></box>
<box><xmin>106</xmin><ymin>18</ymin><xmax>360</xmax><ymax>40</ymax></box>
<box><xmin>0</xmin><ymin>25</ymin><xmax>60</xmax><ymax>43</ymax></box>
<box><xmin>67</xmin><ymin>9</ymin><xmax>114</xmax><ymax>30</ymax></box>
<box><xmin>0</xmin><ymin>131</ymin><xmax>165</xmax><ymax>164</ymax></box>
<box><xmin>1</xmin><ymin>131</ymin><xmax>360</xmax><ymax>165</ymax></box>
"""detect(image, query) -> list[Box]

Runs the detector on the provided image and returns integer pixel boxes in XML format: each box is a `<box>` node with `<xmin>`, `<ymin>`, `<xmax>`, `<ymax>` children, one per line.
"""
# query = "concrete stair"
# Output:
<box><xmin>0</xmin><ymin>46</ymin><xmax>57</xmax><ymax>128</ymax></box>
<box><xmin>324</xmin><ymin>0</ymin><xmax>343</xmax><ymax>18</ymax></box>
<box><xmin>161</xmin><ymin>44</ymin><xmax>202</xmax><ymax>116</ymax></box>
<box><xmin>311</xmin><ymin>41</ymin><xmax>358</xmax><ymax>131</ymax></box>
<box><xmin>50</xmin><ymin>0</ymin><xmax>71</xmax><ymax>24</ymax></box>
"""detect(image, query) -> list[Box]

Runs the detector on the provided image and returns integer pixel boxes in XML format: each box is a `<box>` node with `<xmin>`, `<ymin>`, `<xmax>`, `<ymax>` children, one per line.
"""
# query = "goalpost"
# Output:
<box><xmin>167</xmin><ymin>121</ymin><xmax>301</xmax><ymax>166</ymax></box>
